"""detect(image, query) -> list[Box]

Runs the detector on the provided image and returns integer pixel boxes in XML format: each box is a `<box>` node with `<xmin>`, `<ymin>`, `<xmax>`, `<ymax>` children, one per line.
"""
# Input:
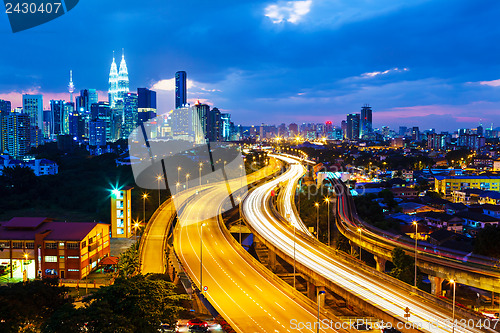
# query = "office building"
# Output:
<box><xmin>434</xmin><ymin>175</ymin><xmax>500</xmax><ymax>196</ymax></box>
<box><xmin>109</xmin><ymin>51</ymin><xmax>129</xmax><ymax>107</ymax></box>
<box><xmin>91</xmin><ymin>102</ymin><xmax>112</xmax><ymax>142</ymax></box>
<box><xmin>1</xmin><ymin>111</ymin><xmax>30</xmax><ymax>158</ymax></box>
<box><xmin>122</xmin><ymin>93</ymin><xmax>138</xmax><ymax>139</ymax></box>
<box><xmin>89</xmin><ymin>119</ymin><xmax>106</xmax><ymax>147</ymax></box>
<box><xmin>117</xmin><ymin>51</ymin><xmax>129</xmax><ymax>102</ymax></box>
<box><xmin>411</xmin><ymin>127</ymin><xmax>420</xmax><ymax>141</ymax></box>
<box><xmin>399</xmin><ymin>126</ymin><xmax>408</xmax><ymax>137</ymax></box>
<box><xmin>427</xmin><ymin>133</ymin><xmax>446</xmax><ymax>151</ymax></box>
<box><xmin>192</xmin><ymin>102</ymin><xmax>209</xmax><ymax>144</ymax></box>
<box><xmin>171</xmin><ymin>106</ymin><xmax>192</xmax><ymax>140</ymax></box>
<box><xmin>207</xmin><ymin>107</ymin><xmax>222</xmax><ymax>142</ymax></box>
<box><xmin>221</xmin><ymin>113</ymin><xmax>232</xmax><ymax>141</ymax></box>
<box><xmin>22</xmin><ymin>94</ymin><xmax>43</xmax><ymax>129</ymax></box>
<box><xmin>0</xmin><ymin>217</ymin><xmax>110</xmax><ymax>280</ymax></box>
<box><xmin>175</xmin><ymin>71</ymin><xmax>187</xmax><ymax>109</ymax></box>
<box><xmin>0</xmin><ymin>99</ymin><xmax>11</xmax><ymax>152</ymax></box>
<box><xmin>137</xmin><ymin>88</ymin><xmax>157</xmax><ymax>125</ymax></box>
<box><xmin>360</xmin><ymin>104</ymin><xmax>372</xmax><ymax>138</ymax></box>
<box><xmin>289</xmin><ymin>123</ymin><xmax>298</xmax><ymax>137</ymax></box>
<box><xmin>346</xmin><ymin>114</ymin><xmax>360</xmax><ymax>140</ymax></box>
<box><xmin>111</xmin><ymin>186</ymin><xmax>134</xmax><ymax>238</ymax></box>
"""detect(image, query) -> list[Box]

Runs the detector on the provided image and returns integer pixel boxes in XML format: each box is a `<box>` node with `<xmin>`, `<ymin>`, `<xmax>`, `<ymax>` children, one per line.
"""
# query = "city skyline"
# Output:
<box><xmin>1</xmin><ymin>0</ymin><xmax>500</xmax><ymax>130</ymax></box>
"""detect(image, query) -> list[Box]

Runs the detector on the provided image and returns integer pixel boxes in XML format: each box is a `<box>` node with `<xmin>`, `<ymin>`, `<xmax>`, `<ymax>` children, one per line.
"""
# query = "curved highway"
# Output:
<box><xmin>242</xmin><ymin>154</ymin><xmax>488</xmax><ymax>333</ymax></box>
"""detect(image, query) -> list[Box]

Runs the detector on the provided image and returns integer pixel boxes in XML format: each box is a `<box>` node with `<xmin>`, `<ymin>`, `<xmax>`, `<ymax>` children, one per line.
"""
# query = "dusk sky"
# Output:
<box><xmin>1</xmin><ymin>0</ymin><xmax>500</xmax><ymax>131</ymax></box>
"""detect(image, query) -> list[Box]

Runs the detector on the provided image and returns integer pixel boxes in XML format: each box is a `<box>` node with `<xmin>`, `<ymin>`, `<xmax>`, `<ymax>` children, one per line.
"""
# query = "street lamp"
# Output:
<box><xmin>315</xmin><ymin>202</ymin><xmax>320</xmax><ymax>240</ymax></box>
<box><xmin>199</xmin><ymin>162</ymin><xmax>203</xmax><ymax>188</ymax></box>
<box><xmin>200</xmin><ymin>223</ymin><xmax>206</xmax><ymax>293</ymax></box>
<box><xmin>142</xmin><ymin>193</ymin><xmax>148</xmax><ymax>224</ymax></box>
<box><xmin>324</xmin><ymin>197</ymin><xmax>331</xmax><ymax>246</ymax></box>
<box><xmin>186</xmin><ymin>173</ymin><xmax>190</xmax><ymax>190</ymax></box>
<box><xmin>23</xmin><ymin>253</ymin><xmax>28</xmax><ymax>282</ymax></box>
<box><xmin>357</xmin><ymin>228</ymin><xmax>362</xmax><ymax>260</ymax></box>
<box><xmin>237</xmin><ymin>197</ymin><xmax>242</xmax><ymax>243</ymax></box>
<box><xmin>133</xmin><ymin>221</ymin><xmax>140</xmax><ymax>240</ymax></box>
<box><xmin>317</xmin><ymin>289</ymin><xmax>326</xmax><ymax>333</ymax></box>
<box><xmin>156</xmin><ymin>175</ymin><xmax>162</xmax><ymax>208</ymax></box>
<box><xmin>450</xmin><ymin>279</ymin><xmax>456</xmax><ymax>333</ymax></box>
<box><xmin>177</xmin><ymin>166</ymin><xmax>181</xmax><ymax>184</ymax></box>
<box><xmin>413</xmin><ymin>220</ymin><xmax>418</xmax><ymax>288</ymax></box>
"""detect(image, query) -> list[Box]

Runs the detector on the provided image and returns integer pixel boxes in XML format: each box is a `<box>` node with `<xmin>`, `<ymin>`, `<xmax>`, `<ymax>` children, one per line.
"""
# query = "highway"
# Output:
<box><xmin>242</xmin><ymin>154</ymin><xmax>489</xmax><ymax>333</ymax></box>
<box><xmin>142</xmin><ymin>159</ymin><xmax>342</xmax><ymax>332</ymax></box>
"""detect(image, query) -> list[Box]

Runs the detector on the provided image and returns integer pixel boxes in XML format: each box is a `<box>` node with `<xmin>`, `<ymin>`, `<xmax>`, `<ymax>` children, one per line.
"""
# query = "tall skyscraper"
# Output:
<box><xmin>91</xmin><ymin>102</ymin><xmax>112</xmax><ymax>142</ymax></box>
<box><xmin>77</xmin><ymin>89</ymin><xmax>98</xmax><ymax>114</ymax></box>
<box><xmin>360</xmin><ymin>104</ymin><xmax>372</xmax><ymax>138</ymax></box>
<box><xmin>0</xmin><ymin>99</ymin><xmax>11</xmax><ymax>152</ymax></box>
<box><xmin>207</xmin><ymin>107</ymin><xmax>222</xmax><ymax>142</ymax></box>
<box><xmin>122</xmin><ymin>92</ymin><xmax>138</xmax><ymax>139</ymax></box>
<box><xmin>22</xmin><ymin>94</ymin><xmax>43</xmax><ymax>129</ymax></box>
<box><xmin>108</xmin><ymin>52</ymin><xmax>119</xmax><ymax>107</ymax></box>
<box><xmin>192</xmin><ymin>102</ymin><xmax>209</xmax><ymax>144</ymax></box>
<box><xmin>50</xmin><ymin>100</ymin><xmax>65</xmax><ymax>136</ymax></box>
<box><xmin>346</xmin><ymin>114</ymin><xmax>360</xmax><ymax>140</ymax></box>
<box><xmin>175</xmin><ymin>71</ymin><xmax>187</xmax><ymax>109</ymax></box>
<box><xmin>399</xmin><ymin>126</ymin><xmax>407</xmax><ymax>137</ymax></box>
<box><xmin>2</xmin><ymin>111</ymin><xmax>30</xmax><ymax>157</ymax></box>
<box><xmin>117</xmin><ymin>50</ymin><xmax>129</xmax><ymax>101</ymax></box>
<box><xmin>221</xmin><ymin>113</ymin><xmax>232</xmax><ymax>141</ymax></box>
<box><xmin>137</xmin><ymin>88</ymin><xmax>157</xmax><ymax>125</ymax></box>
<box><xmin>171</xmin><ymin>106</ymin><xmax>192</xmax><ymax>140</ymax></box>
<box><xmin>411</xmin><ymin>127</ymin><xmax>420</xmax><ymax>141</ymax></box>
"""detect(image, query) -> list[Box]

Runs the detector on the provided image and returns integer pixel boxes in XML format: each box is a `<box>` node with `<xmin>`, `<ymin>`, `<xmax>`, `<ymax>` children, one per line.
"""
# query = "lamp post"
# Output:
<box><xmin>237</xmin><ymin>197</ymin><xmax>242</xmax><ymax>243</ymax></box>
<box><xmin>177</xmin><ymin>166</ymin><xmax>181</xmax><ymax>184</ymax></box>
<box><xmin>450</xmin><ymin>279</ymin><xmax>456</xmax><ymax>333</ymax></box>
<box><xmin>357</xmin><ymin>228</ymin><xmax>362</xmax><ymax>260</ymax></box>
<box><xmin>156</xmin><ymin>176</ymin><xmax>162</xmax><ymax>208</ymax></box>
<box><xmin>133</xmin><ymin>221</ymin><xmax>140</xmax><ymax>240</ymax></box>
<box><xmin>315</xmin><ymin>202</ymin><xmax>320</xmax><ymax>240</ymax></box>
<box><xmin>142</xmin><ymin>193</ymin><xmax>148</xmax><ymax>224</ymax></box>
<box><xmin>200</xmin><ymin>223</ymin><xmax>206</xmax><ymax>293</ymax></box>
<box><xmin>239</xmin><ymin>164</ymin><xmax>243</xmax><ymax>189</ymax></box>
<box><xmin>199</xmin><ymin>162</ymin><xmax>203</xmax><ymax>188</ymax></box>
<box><xmin>186</xmin><ymin>174</ymin><xmax>190</xmax><ymax>190</ymax></box>
<box><xmin>324</xmin><ymin>197</ymin><xmax>331</xmax><ymax>246</ymax></box>
<box><xmin>317</xmin><ymin>290</ymin><xmax>326</xmax><ymax>333</ymax></box>
<box><xmin>413</xmin><ymin>220</ymin><xmax>418</xmax><ymax>288</ymax></box>
<box><xmin>23</xmin><ymin>253</ymin><xmax>28</xmax><ymax>282</ymax></box>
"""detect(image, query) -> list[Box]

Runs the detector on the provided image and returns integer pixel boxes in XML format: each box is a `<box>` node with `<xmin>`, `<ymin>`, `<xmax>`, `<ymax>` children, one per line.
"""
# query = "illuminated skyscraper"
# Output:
<box><xmin>192</xmin><ymin>101</ymin><xmax>209</xmax><ymax>144</ymax></box>
<box><xmin>175</xmin><ymin>71</ymin><xmax>187</xmax><ymax>109</ymax></box>
<box><xmin>360</xmin><ymin>104</ymin><xmax>372</xmax><ymax>138</ymax></box>
<box><xmin>22</xmin><ymin>94</ymin><xmax>43</xmax><ymax>129</ymax></box>
<box><xmin>137</xmin><ymin>88</ymin><xmax>157</xmax><ymax>125</ymax></box>
<box><xmin>108</xmin><ymin>52</ymin><xmax>119</xmax><ymax>107</ymax></box>
<box><xmin>122</xmin><ymin>92</ymin><xmax>138</xmax><ymax>139</ymax></box>
<box><xmin>2</xmin><ymin>111</ymin><xmax>30</xmax><ymax>158</ymax></box>
<box><xmin>117</xmin><ymin>50</ymin><xmax>129</xmax><ymax>101</ymax></box>
<box><xmin>68</xmin><ymin>70</ymin><xmax>75</xmax><ymax>103</ymax></box>
<box><xmin>346</xmin><ymin>114</ymin><xmax>360</xmax><ymax>140</ymax></box>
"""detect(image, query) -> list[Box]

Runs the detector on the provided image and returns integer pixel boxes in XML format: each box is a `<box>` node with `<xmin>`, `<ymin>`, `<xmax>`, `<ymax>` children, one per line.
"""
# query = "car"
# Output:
<box><xmin>188</xmin><ymin>318</ymin><xmax>208</xmax><ymax>332</ymax></box>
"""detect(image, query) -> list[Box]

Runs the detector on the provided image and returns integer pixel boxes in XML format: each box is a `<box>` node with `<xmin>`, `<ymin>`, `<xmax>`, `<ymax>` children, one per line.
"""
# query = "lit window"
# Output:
<box><xmin>45</xmin><ymin>256</ymin><xmax>57</xmax><ymax>262</ymax></box>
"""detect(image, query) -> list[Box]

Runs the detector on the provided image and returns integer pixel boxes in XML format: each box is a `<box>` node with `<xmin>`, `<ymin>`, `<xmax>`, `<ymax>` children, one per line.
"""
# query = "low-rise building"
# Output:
<box><xmin>0</xmin><ymin>217</ymin><xmax>110</xmax><ymax>280</ymax></box>
<box><xmin>435</xmin><ymin>175</ymin><xmax>500</xmax><ymax>196</ymax></box>
<box><xmin>0</xmin><ymin>154</ymin><xmax>58</xmax><ymax>176</ymax></box>
<box><xmin>455</xmin><ymin>211</ymin><xmax>500</xmax><ymax>230</ymax></box>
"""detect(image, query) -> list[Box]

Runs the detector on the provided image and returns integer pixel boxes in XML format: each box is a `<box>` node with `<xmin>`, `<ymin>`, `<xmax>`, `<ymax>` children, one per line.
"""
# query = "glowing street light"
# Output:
<box><xmin>413</xmin><ymin>220</ymin><xmax>418</xmax><ymax>288</ymax></box>
<box><xmin>156</xmin><ymin>175</ymin><xmax>162</xmax><ymax>208</ymax></box>
<box><xmin>142</xmin><ymin>193</ymin><xmax>148</xmax><ymax>224</ymax></box>
<box><xmin>133</xmin><ymin>220</ymin><xmax>140</xmax><ymax>240</ymax></box>
<box><xmin>315</xmin><ymin>202</ymin><xmax>320</xmax><ymax>240</ymax></box>
<box><xmin>199</xmin><ymin>162</ymin><xmax>203</xmax><ymax>187</ymax></box>
<box><xmin>186</xmin><ymin>173</ymin><xmax>190</xmax><ymax>190</ymax></box>
<box><xmin>450</xmin><ymin>279</ymin><xmax>456</xmax><ymax>333</ymax></box>
<box><xmin>177</xmin><ymin>166</ymin><xmax>181</xmax><ymax>184</ymax></box>
<box><xmin>324</xmin><ymin>197</ymin><xmax>331</xmax><ymax>246</ymax></box>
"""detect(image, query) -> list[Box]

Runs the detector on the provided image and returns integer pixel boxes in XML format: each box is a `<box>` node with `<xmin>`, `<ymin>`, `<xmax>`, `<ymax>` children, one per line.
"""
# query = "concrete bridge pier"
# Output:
<box><xmin>317</xmin><ymin>286</ymin><xmax>326</xmax><ymax>307</ymax></box>
<box><xmin>430</xmin><ymin>276</ymin><xmax>444</xmax><ymax>296</ymax></box>
<box><xmin>349</xmin><ymin>241</ymin><xmax>359</xmax><ymax>257</ymax></box>
<box><xmin>307</xmin><ymin>281</ymin><xmax>316</xmax><ymax>300</ymax></box>
<box><xmin>268</xmin><ymin>250</ymin><xmax>277</xmax><ymax>272</ymax></box>
<box><xmin>374</xmin><ymin>256</ymin><xmax>387</xmax><ymax>272</ymax></box>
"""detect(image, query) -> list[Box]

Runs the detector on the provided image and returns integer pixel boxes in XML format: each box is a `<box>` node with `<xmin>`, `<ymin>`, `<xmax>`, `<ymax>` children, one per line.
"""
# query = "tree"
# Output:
<box><xmin>83</xmin><ymin>274</ymin><xmax>188</xmax><ymax>332</ymax></box>
<box><xmin>0</xmin><ymin>165</ymin><xmax>38</xmax><ymax>194</ymax></box>
<box><xmin>474</xmin><ymin>225</ymin><xmax>500</xmax><ymax>257</ymax></box>
<box><xmin>117</xmin><ymin>241</ymin><xmax>140</xmax><ymax>278</ymax></box>
<box><xmin>390</xmin><ymin>247</ymin><xmax>421</xmax><ymax>287</ymax></box>
<box><xmin>0</xmin><ymin>279</ymin><xmax>71</xmax><ymax>333</ymax></box>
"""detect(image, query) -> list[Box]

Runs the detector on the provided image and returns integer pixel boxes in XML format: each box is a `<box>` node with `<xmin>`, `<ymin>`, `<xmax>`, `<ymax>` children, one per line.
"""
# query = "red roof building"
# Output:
<box><xmin>0</xmin><ymin>217</ymin><xmax>110</xmax><ymax>281</ymax></box>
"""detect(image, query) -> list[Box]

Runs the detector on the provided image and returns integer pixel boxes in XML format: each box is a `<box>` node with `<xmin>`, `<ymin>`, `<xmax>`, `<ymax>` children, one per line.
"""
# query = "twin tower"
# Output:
<box><xmin>108</xmin><ymin>50</ymin><xmax>129</xmax><ymax>107</ymax></box>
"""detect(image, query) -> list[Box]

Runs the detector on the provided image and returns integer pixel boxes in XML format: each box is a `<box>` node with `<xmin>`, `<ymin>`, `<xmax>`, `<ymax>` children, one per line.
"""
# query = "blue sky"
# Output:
<box><xmin>1</xmin><ymin>0</ymin><xmax>500</xmax><ymax>131</ymax></box>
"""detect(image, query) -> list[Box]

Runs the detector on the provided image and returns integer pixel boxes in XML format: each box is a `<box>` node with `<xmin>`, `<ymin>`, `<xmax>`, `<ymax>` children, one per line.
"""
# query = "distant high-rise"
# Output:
<box><xmin>192</xmin><ymin>101</ymin><xmax>209</xmax><ymax>144</ymax></box>
<box><xmin>346</xmin><ymin>114</ymin><xmax>360</xmax><ymax>140</ymax></box>
<box><xmin>22</xmin><ymin>94</ymin><xmax>43</xmax><ymax>129</ymax></box>
<box><xmin>77</xmin><ymin>89</ymin><xmax>98</xmax><ymax>114</ymax></box>
<box><xmin>360</xmin><ymin>104</ymin><xmax>372</xmax><ymax>138</ymax></box>
<box><xmin>137</xmin><ymin>88</ymin><xmax>157</xmax><ymax>125</ymax></box>
<box><xmin>91</xmin><ymin>102</ymin><xmax>112</xmax><ymax>142</ymax></box>
<box><xmin>108</xmin><ymin>53</ymin><xmax>119</xmax><ymax>107</ymax></box>
<box><xmin>411</xmin><ymin>127</ymin><xmax>420</xmax><ymax>141</ymax></box>
<box><xmin>49</xmin><ymin>100</ymin><xmax>65</xmax><ymax>136</ymax></box>
<box><xmin>207</xmin><ymin>107</ymin><xmax>222</xmax><ymax>142</ymax></box>
<box><xmin>0</xmin><ymin>99</ymin><xmax>11</xmax><ymax>152</ymax></box>
<box><xmin>399</xmin><ymin>126</ymin><xmax>407</xmax><ymax>137</ymax></box>
<box><xmin>122</xmin><ymin>92</ymin><xmax>138</xmax><ymax>139</ymax></box>
<box><xmin>2</xmin><ymin>111</ymin><xmax>30</xmax><ymax>157</ymax></box>
<box><xmin>171</xmin><ymin>106</ymin><xmax>192</xmax><ymax>139</ymax></box>
<box><xmin>0</xmin><ymin>99</ymin><xmax>11</xmax><ymax>115</ymax></box>
<box><xmin>117</xmin><ymin>50</ymin><xmax>129</xmax><ymax>101</ymax></box>
<box><xmin>109</xmin><ymin>50</ymin><xmax>128</xmax><ymax>108</ymax></box>
<box><xmin>175</xmin><ymin>71</ymin><xmax>187</xmax><ymax>109</ymax></box>
<box><xmin>288</xmin><ymin>123</ymin><xmax>298</xmax><ymax>136</ymax></box>
<box><xmin>221</xmin><ymin>113</ymin><xmax>232</xmax><ymax>141</ymax></box>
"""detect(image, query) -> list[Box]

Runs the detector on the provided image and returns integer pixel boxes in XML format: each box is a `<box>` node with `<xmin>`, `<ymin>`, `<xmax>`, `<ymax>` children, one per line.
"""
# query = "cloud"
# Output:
<box><xmin>151</xmin><ymin>78</ymin><xmax>196</xmax><ymax>91</ymax></box>
<box><xmin>264</xmin><ymin>0</ymin><xmax>312</xmax><ymax>24</ymax></box>
<box><xmin>479</xmin><ymin>79</ymin><xmax>500</xmax><ymax>87</ymax></box>
<box><xmin>361</xmin><ymin>67</ymin><xmax>409</xmax><ymax>79</ymax></box>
